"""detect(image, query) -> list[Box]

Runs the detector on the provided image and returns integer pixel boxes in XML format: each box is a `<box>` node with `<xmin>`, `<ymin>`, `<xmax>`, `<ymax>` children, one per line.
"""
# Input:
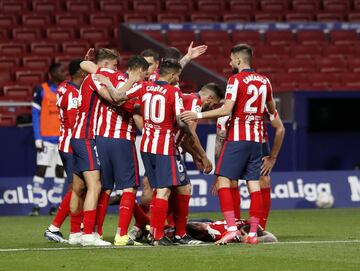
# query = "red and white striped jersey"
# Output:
<box><xmin>72</xmin><ymin>67</ymin><xmax>115</xmax><ymax>139</ymax></box>
<box><xmin>148</xmin><ymin>69</ymin><xmax>159</xmax><ymax>82</ymax></box>
<box><xmin>225</xmin><ymin>69</ymin><xmax>273</xmax><ymax>143</ymax></box>
<box><xmin>56</xmin><ymin>81</ymin><xmax>80</xmax><ymax>153</ymax></box>
<box><xmin>96</xmin><ymin>71</ymin><xmax>138</xmax><ymax>141</ymax></box>
<box><xmin>207</xmin><ymin>219</ymin><xmax>248</xmax><ymax>241</ymax></box>
<box><xmin>126</xmin><ymin>80</ymin><xmax>184</xmax><ymax>155</ymax></box>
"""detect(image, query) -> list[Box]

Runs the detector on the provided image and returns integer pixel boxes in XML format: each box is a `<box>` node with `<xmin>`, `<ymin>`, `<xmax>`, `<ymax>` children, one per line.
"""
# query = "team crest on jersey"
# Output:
<box><xmin>194</xmin><ymin>105</ymin><xmax>201</xmax><ymax>113</ymax></box>
<box><xmin>178</xmin><ymin>97</ymin><xmax>184</xmax><ymax>107</ymax></box>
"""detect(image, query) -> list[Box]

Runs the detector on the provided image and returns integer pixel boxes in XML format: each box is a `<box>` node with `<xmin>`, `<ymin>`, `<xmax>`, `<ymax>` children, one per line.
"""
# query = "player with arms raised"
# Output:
<box><xmin>181</xmin><ymin>44</ymin><xmax>277</xmax><ymax>245</ymax></box>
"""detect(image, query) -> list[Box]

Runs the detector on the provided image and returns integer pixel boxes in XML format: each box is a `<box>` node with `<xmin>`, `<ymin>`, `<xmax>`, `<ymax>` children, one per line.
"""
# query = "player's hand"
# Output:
<box><xmin>186</xmin><ymin>42</ymin><xmax>208</xmax><ymax>60</ymax></box>
<box><xmin>180</xmin><ymin>111</ymin><xmax>197</xmax><ymax>123</ymax></box>
<box><xmin>261</xmin><ymin>156</ymin><xmax>276</xmax><ymax>176</ymax></box>
<box><xmin>35</xmin><ymin>139</ymin><xmax>44</xmax><ymax>152</ymax></box>
<box><xmin>194</xmin><ymin>157</ymin><xmax>205</xmax><ymax>172</ymax></box>
<box><xmin>211</xmin><ymin>179</ymin><xmax>218</xmax><ymax>196</ymax></box>
<box><xmin>84</xmin><ymin>48</ymin><xmax>95</xmax><ymax>61</ymax></box>
<box><xmin>202</xmin><ymin>156</ymin><xmax>213</xmax><ymax>174</ymax></box>
<box><xmin>94</xmin><ymin>74</ymin><xmax>111</xmax><ymax>87</ymax></box>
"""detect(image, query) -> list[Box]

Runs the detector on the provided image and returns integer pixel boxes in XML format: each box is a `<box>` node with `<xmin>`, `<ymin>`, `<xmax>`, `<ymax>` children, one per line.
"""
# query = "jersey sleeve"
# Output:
<box><xmin>126</xmin><ymin>82</ymin><xmax>143</xmax><ymax>99</ymax></box>
<box><xmin>265</xmin><ymin>77</ymin><xmax>274</xmax><ymax>103</ymax></box>
<box><xmin>31</xmin><ymin>86</ymin><xmax>43</xmax><ymax>140</ymax></box>
<box><xmin>174</xmin><ymin>89</ymin><xmax>185</xmax><ymax>116</ymax></box>
<box><xmin>191</xmin><ymin>98</ymin><xmax>202</xmax><ymax>113</ymax></box>
<box><xmin>225</xmin><ymin>76</ymin><xmax>239</xmax><ymax>102</ymax></box>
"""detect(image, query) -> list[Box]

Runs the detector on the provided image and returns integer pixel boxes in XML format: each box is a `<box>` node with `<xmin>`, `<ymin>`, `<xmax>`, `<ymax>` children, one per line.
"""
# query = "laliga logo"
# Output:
<box><xmin>0</xmin><ymin>185</ymin><xmax>62</xmax><ymax>208</ymax></box>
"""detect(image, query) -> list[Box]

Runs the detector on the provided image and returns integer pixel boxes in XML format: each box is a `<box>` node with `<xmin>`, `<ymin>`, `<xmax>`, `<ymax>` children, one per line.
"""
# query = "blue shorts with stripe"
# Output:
<box><xmin>215</xmin><ymin>140</ymin><xmax>262</xmax><ymax>181</ymax></box>
<box><xmin>59</xmin><ymin>150</ymin><xmax>74</xmax><ymax>183</ymax></box>
<box><xmin>262</xmin><ymin>142</ymin><xmax>270</xmax><ymax>157</ymax></box>
<box><xmin>70</xmin><ymin>138</ymin><xmax>100</xmax><ymax>174</ymax></box>
<box><xmin>141</xmin><ymin>152</ymin><xmax>190</xmax><ymax>189</ymax></box>
<box><xmin>96</xmin><ymin>136</ymin><xmax>140</xmax><ymax>190</ymax></box>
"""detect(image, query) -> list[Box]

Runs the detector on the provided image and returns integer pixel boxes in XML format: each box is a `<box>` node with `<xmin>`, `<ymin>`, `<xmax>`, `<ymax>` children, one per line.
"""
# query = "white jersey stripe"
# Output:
<box><xmin>245</xmin><ymin>119</ymin><xmax>251</xmax><ymax>141</ymax></box>
<box><xmin>97</xmin><ymin>106</ymin><xmax>103</xmax><ymax>136</ymax></box>
<box><xmin>163</xmin><ymin>129</ymin><xmax>170</xmax><ymax>155</ymax></box>
<box><xmin>126</xmin><ymin>119</ymin><xmax>133</xmax><ymax>140</ymax></box>
<box><xmin>104</xmin><ymin>109</ymin><xmax>112</xmax><ymax>137</ymax></box>
<box><xmin>151</xmin><ymin>129</ymin><xmax>160</xmax><ymax>153</ymax></box>
<box><xmin>114</xmin><ymin>114</ymin><xmax>122</xmax><ymax>138</ymax></box>
<box><xmin>92</xmin><ymin>99</ymin><xmax>100</xmax><ymax>137</ymax></box>
<box><xmin>143</xmin><ymin>128</ymin><xmax>150</xmax><ymax>152</ymax></box>
<box><xmin>234</xmin><ymin>118</ymin><xmax>239</xmax><ymax>141</ymax></box>
<box><xmin>64</xmin><ymin>128</ymin><xmax>72</xmax><ymax>152</ymax></box>
<box><xmin>75</xmin><ymin>112</ymin><xmax>86</xmax><ymax>138</ymax></box>
<box><xmin>254</xmin><ymin>121</ymin><xmax>259</xmax><ymax>142</ymax></box>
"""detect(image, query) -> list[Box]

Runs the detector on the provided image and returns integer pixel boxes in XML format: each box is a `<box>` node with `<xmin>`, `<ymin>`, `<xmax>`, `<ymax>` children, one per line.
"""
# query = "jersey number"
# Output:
<box><xmin>142</xmin><ymin>93</ymin><xmax>165</xmax><ymax>123</ymax></box>
<box><xmin>244</xmin><ymin>84</ymin><xmax>267</xmax><ymax>113</ymax></box>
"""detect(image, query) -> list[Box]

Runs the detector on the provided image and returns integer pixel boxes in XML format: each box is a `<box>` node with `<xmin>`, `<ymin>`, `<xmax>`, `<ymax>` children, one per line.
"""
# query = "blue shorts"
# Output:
<box><xmin>262</xmin><ymin>142</ymin><xmax>270</xmax><ymax>157</ymax></box>
<box><xmin>96</xmin><ymin>136</ymin><xmax>140</xmax><ymax>190</ymax></box>
<box><xmin>59</xmin><ymin>150</ymin><xmax>74</xmax><ymax>183</ymax></box>
<box><xmin>70</xmin><ymin>138</ymin><xmax>100</xmax><ymax>174</ymax></box>
<box><xmin>215</xmin><ymin>141</ymin><xmax>262</xmax><ymax>181</ymax></box>
<box><xmin>141</xmin><ymin>152</ymin><xmax>190</xmax><ymax>189</ymax></box>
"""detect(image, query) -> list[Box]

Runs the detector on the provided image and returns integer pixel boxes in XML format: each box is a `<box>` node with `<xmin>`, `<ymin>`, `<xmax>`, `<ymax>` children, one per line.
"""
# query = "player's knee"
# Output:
<box><xmin>156</xmin><ymin>188</ymin><xmax>171</xmax><ymax>199</ymax></box>
<box><xmin>260</xmin><ymin>176</ymin><xmax>271</xmax><ymax>188</ymax></box>
<box><xmin>176</xmin><ymin>184</ymin><xmax>191</xmax><ymax>195</ymax></box>
<box><xmin>35</xmin><ymin>165</ymin><xmax>47</xmax><ymax>177</ymax></box>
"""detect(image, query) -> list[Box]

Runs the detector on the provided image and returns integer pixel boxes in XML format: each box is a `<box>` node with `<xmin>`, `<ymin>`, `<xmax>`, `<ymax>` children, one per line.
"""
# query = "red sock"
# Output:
<box><xmin>117</xmin><ymin>192</ymin><xmax>136</xmax><ymax>236</ymax></box>
<box><xmin>249</xmin><ymin>191</ymin><xmax>263</xmax><ymax>235</ymax></box>
<box><xmin>174</xmin><ymin>194</ymin><xmax>190</xmax><ymax>237</ymax></box>
<box><xmin>260</xmin><ymin>187</ymin><xmax>271</xmax><ymax>230</ymax></box>
<box><xmin>95</xmin><ymin>191</ymin><xmax>110</xmax><ymax>236</ymax></box>
<box><xmin>230</xmin><ymin>187</ymin><xmax>241</xmax><ymax>220</ymax></box>
<box><xmin>149</xmin><ymin>191</ymin><xmax>157</xmax><ymax>227</ymax></box>
<box><xmin>83</xmin><ymin>209</ymin><xmax>97</xmax><ymax>234</ymax></box>
<box><xmin>52</xmin><ymin>190</ymin><xmax>72</xmax><ymax>228</ymax></box>
<box><xmin>151</xmin><ymin>198</ymin><xmax>168</xmax><ymax>240</ymax></box>
<box><xmin>167</xmin><ymin>193</ymin><xmax>176</xmax><ymax>227</ymax></box>
<box><xmin>218</xmin><ymin>188</ymin><xmax>236</xmax><ymax>231</ymax></box>
<box><xmin>134</xmin><ymin>203</ymin><xmax>150</xmax><ymax>229</ymax></box>
<box><xmin>70</xmin><ymin>211</ymin><xmax>83</xmax><ymax>233</ymax></box>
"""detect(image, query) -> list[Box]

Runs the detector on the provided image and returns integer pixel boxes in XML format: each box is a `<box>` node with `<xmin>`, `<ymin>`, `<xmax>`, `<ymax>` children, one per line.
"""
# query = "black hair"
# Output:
<box><xmin>68</xmin><ymin>59</ymin><xmax>82</xmax><ymax>77</ymax></box>
<box><xmin>162</xmin><ymin>47</ymin><xmax>182</xmax><ymax>62</ymax></box>
<box><xmin>201</xmin><ymin>82</ymin><xmax>224</xmax><ymax>99</ymax></box>
<box><xmin>140</xmin><ymin>49</ymin><xmax>160</xmax><ymax>62</ymax></box>
<box><xmin>127</xmin><ymin>55</ymin><xmax>149</xmax><ymax>71</ymax></box>
<box><xmin>230</xmin><ymin>44</ymin><xmax>253</xmax><ymax>65</ymax></box>
<box><xmin>158</xmin><ymin>59</ymin><xmax>182</xmax><ymax>76</ymax></box>
<box><xmin>49</xmin><ymin>63</ymin><xmax>62</xmax><ymax>75</ymax></box>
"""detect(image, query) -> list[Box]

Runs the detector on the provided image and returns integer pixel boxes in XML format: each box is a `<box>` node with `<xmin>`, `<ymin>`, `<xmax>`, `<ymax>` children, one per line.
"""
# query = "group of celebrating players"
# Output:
<box><xmin>40</xmin><ymin>41</ymin><xmax>284</xmax><ymax>246</ymax></box>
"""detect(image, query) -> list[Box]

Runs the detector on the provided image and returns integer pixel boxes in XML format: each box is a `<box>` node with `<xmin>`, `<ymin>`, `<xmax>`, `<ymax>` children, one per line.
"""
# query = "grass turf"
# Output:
<box><xmin>0</xmin><ymin>208</ymin><xmax>359</xmax><ymax>271</ymax></box>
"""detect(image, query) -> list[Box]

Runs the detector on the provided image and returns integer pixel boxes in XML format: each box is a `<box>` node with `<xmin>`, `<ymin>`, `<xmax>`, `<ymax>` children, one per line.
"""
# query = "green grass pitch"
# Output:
<box><xmin>0</xmin><ymin>208</ymin><xmax>359</xmax><ymax>271</ymax></box>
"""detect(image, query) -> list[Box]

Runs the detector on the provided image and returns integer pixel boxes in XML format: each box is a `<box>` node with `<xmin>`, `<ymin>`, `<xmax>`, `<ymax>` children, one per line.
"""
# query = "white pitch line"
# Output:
<box><xmin>0</xmin><ymin>240</ymin><xmax>359</xmax><ymax>252</ymax></box>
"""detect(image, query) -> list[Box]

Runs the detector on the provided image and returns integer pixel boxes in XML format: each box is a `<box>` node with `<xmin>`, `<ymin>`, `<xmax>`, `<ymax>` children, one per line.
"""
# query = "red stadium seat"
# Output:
<box><xmin>297</xmin><ymin>30</ymin><xmax>327</xmax><ymax>45</ymax></box>
<box><xmin>12</xmin><ymin>28</ymin><xmax>42</xmax><ymax>41</ymax></box>
<box><xmin>55</xmin><ymin>14</ymin><xmax>85</xmax><ymax>27</ymax></box>
<box><xmin>30</xmin><ymin>42</ymin><xmax>60</xmax><ymax>55</ymax></box>
<box><xmin>254</xmin><ymin>13</ymin><xmax>283</xmax><ymax>22</ymax></box>
<box><xmin>165</xmin><ymin>0</ymin><xmax>193</xmax><ymax>12</ymax></box>
<box><xmin>0</xmin><ymin>58</ymin><xmax>20</xmax><ymax>69</ymax></box>
<box><xmin>232</xmin><ymin>31</ymin><xmax>262</xmax><ymax>45</ymax></box>
<box><xmin>0</xmin><ymin>114</ymin><xmax>16</xmax><ymax>126</ymax></box>
<box><xmin>347</xmin><ymin>12</ymin><xmax>360</xmax><ymax>22</ymax></box>
<box><xmin>3</xmin><ymin>84</ymin><xmax>33</xmax><ymax>98</ymax></box>
<box><xmin>0</xmin><ymin>15</ymin><xmax>18</xmax><ymax>28</ymax></box>
<box><xmin>347</xmin><ymin>58</ymin><xmax>360</xmax><ymax>72</ymax></box>
<box><xmin>316</xmin><ymin>13</ymin><xmax>344</xmax><ymax>22</ymax></box>
<box><xmin>255</xmin><ymin>45</ymin><xmax>289</xmax><ymax>58</ymax></box>
<box><xmin>322</xmin><ymin>45</ymin><xmax>355</xmax><ymax>59</ymax></box>
<box><xmin>157</xmin><ymin>13</ymin><xmax>186</xmax><ymax>23</ymax></box>
<box><xmin>133</xmin><ymin>0</ymin><xmax>161</xmax><ymax>12</ymax></box>
<box><xmin>142</xmin><ymin>31</ymin><xmax>166</xmax><ymax>43</ymax></box>
<box><xmin>99</xmin><ymin>0</ymin><xmax>129</xmax><ymax>13</ymax></box>
<box><xmin>317</xmin><ymin>59</ymin><xmax>347</xmax><ymax>73</ymax></box>
<box><xmin>167</xmin><ymin>31</ymin><xmax>196</xmax><ymax>45</ymax></box>
<box><xmin>79</xmin><ymin>28</ymin><xmax>109</xmax><ymax>42</ymax></box>
<box><xmin>54</xmin><ymin>54</ymin><xmax>75</xmax><ymax>68</ymax></box>
<box><xmin>285</xmin><ymin>12</ymin><xmax>314</xmax><ymax>22</ymax></box>
<box><xmin>199</xmin><ymin>31</ymin><xmax>230</xmax><ymax>45</ymax></box>
<box><xmin>273</xmin><ymin>73</ymin><xmax>304</xmax><ymax>91</ymax></box>
<box><xmin>290</xmin><ymin>45</ymin><xmax>322</xmax><ymax>59</ymax></box>
<box><xmin>15</xmin><ymin>70</ymin><xmax>45</xmax><ymax>84</ymax></box>
<box><xmin>229</xmin><ymin>0</ymin><xmax>258</xmax><ymax>12</ymax></box>
<box><xmin>0</xmin><ymin>42</ymin><xmax>28</xmax><ymax>56</ymax></box>
<box><xmin>66</xmin><ymin>0</ymin><xmax>96</xmax><ymax>13</ymax></box>
<box><xmin>264</xmin><ymin>31</ymin><xmax>295</xmax><ymax>46</ymax></box>
<box><xmin>22</xmin><ymin>57</ymin><xmax>51</xmax><ymax>70</ymax></box>
<box><xmin>260</xmin><ymin>0</ymin><xmax>289</xmax><ymax>11</ymax></box>
<box><xmin>123</xmin><ymin>13</ymin><xmax>153</xmax><ymax>23</ymax></box>
<box><xmin>304</xmin><ymin>72</ymin><xmax>340</xmax><ymax>90</ymax></box>
<box><xmin>292</xmin><ymin>0</ymin><xmax>320</xmax><ymax>12</ymax></box>
<box><xmin>339</xmin><ymin>72</ymin><xmax>360</xmax><ymax>90</ymax></box>
<box><xmin>329</xmin><ymin>30</ymin><xmax>359</xmax><ymax>45</ymax></box>
<box><xmin>22</xmin><ymin>14</ymin><xmax>51</xmax><ymax>27</ymax></box>
<box><xmin>46</xmin><ymin>27</ymin><xmax>76</xmax><ymax>40</ymax></box>
<box><xmin>0</xmin><ymin>70</ymin><xmax>13</xmax><ymax>84</ymax></box>
<box><xmin>179</xmin><ymin>81</ymin><xmax>196</xmax><ymax>94</ymax></box>
<box><xmin>0</xmin><ymin>29</ymin><xmax>9</xmax><ymax>40</ymax></box>
<box><xmin>253</xmin><ymin>58</ymin><xmax>284</xmax><ymax>73</ymax></box>
<box><xmin>323</xmin><ymin>0</ymin><xmax>350</xmax><ymax>12</ymax></box>
<box><xmin>195</xmin><ymin>56</ymin><xmax>217</xmax><ymax>71</ymax></box>
<box><xmin>222</xmin><ymin>13</ymin><xmax>252</xmax><ymax>22</ymax></box>
<box><xmin>62</xmin><ymin>42</ymin><xmax>90</xmax><ymax>56</ymax></box>
<box><xmin>32</xmin><ymin>0</ymin><xmax>61</xmax><ymax>13</ymax></box>
<box><xmin>0</xmin><ymin>1</ymin><xmax>29</xmax><ymax>13</ymax></box>
<box><xmin>284</xmin><ymin>59</ymin><xmax>316</xmax><ymax>73</ymax></box>
<box><xmin>197</xmin><ymin>0</ymin><xmax>225</xmax><ymax>12</ymax></box>
<box><xmin>89</xmin><ymin>14</ymin><xmax>118</xmax><ymax>26</ymax></box>
<box><xmin>191</xmin><ymin>13</ymin><xmax>220</xmax><ymax>22</ymax></box>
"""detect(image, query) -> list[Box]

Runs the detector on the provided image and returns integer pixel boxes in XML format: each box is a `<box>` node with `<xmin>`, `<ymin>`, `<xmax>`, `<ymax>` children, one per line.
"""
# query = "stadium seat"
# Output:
<box><xmin>329</xmin><ymin>30</ymin><xmax>359</xmax><ymax>45</ymax></box>
<box><xmin>255</xmin><ymin>45</ymin><xmax>289</xmax><ymax>58</ymax></box>
<box><xmin>21</xmin><ymin>14</ymin><xmax>51</xmax><ymax>27</ymax></box>
<box><xmin>347</xmin><ymin>58</ymin><xmax>360</xmax><ymax>72</ymax></box>
<box><xmin>142</xmin><ymin>31</ymin><xmax>166</xmax><ymax>43</ymax></box>
<box><xmin>290</xmin><ymin>45</ymin><xmax>322</xmax><ymax>59</ymax></box>
<box><xmin>322</xmin><ymin>0</ymin><xmax>350</xmax><ymax>12</ymax></box>
<box><xmin>167</xmin><ymin>31</ymin><xmax>197</xmax><ymax>45</ymax></box>
<box><xmin>0</xmin><ymin>58</ymin><xmax>20</xmax><ymax>69</ymax></box>
<box><xmin>89</xmin><ymin>14</ymin><xmax>119</xmax><ymax>26</ymax></box>
<box><xmin>253</xmin><ymin>58</ymin><xmax>284</xmax><ymax>73</ymax></box>
<box><xmin>79</xmin><ymin>27</ymin><xmax>109</xmax><ymax>42</ymax></box>
<box><xmin>284</xmin><ymin>59</ymin><xmax>317</xmax><ymax>73</ymax></box>
<box><xmin>165</xmin><ymin>0</ymin><xmax>194</xmax><ymax>12</ymax></box>
<box><xmin>62</xmin><ymin>42</ymin><xmax>90</xmax><ymax>56</ymax></box>
<box><xmin>190</xmin><ymin>13</ymin><xmax>220</xmax><ymax>22</ymax></box>
<box><xmin>229</xmin><ymin>0</ymin><xmax>258</xmax><ymax>12</ymax></box>
<box><xmin>339</xmin><ymin>72</ymin><xmax>360</xmax><ymax>90</ymax></box>
<box><xmin>46</xmin><ymin>28</ymin><xmax>76</xmax><ymax>40</ymax></box>
<box><xmin>22</xmin><ymin>57</ymin><xmax>51</xmax><ymax>70</ymax></box>
<box><xmin>0</xmin><ymin>15</ymin><xmax>18</xmax><ymax>28</ymax></box>
<box><xmin>285</xmin><ymin>12</ymin><xmax>314</xmax><ymax>22</ymax></box>
<box><xmin>32</xmin><ymin>0</ymin><xmax>61</xmax><ymax>13</ymax></box>
<box><xmin>66</xmin><ymin>0</ymin><xmax>96</xmax><ymax>13</ymax></box>
<box><xmin>179</xmin><ymin>81</ymin><xmax>196</xmax><ymax>94</ymax></box>
<box><xmin>0</xmin><ymin>114</ymin><xmax>17</xmax><ymax>126</ymax></box>
<box><xmin>195</xmin><ymin>56</ymin><xmax>217</xmax><ymax>71</ymax></box>
<box><xmin>292</xmin><ymin>0</ymin><xmax>320</xmax><ymax>11</ymax></box>
<box><xmin>199</xmin><ymin>31</ymin><xmax>230</xmax><ymax>45</ymax></box>
<box><xmin>222</xmin><ymin>13</ymin><xmax>252</xmax><ymax>22</ymax></box>
<box><xmin>157</xmin><ymin>13</ymin><xmax>187</xmax><ymax>23</ymax></box>
<box><xmin>260</xmin><ymin>0</ymin><xmax>289</xmax><ymax>11</ymax></box>
<box><xmin>99</xmin><ymin>0</ymin><xmax>129</xmax><ymax>13</ymax></box>
<box><xmin>272</xmin><ymin>73</ymin><xmax>303</xmax><ymax>91</ymax></box>
<box><xmin>3</xmin><ymin>84</ymin><xmax>33</xmax><ymax>99</ymax></box>
<box><xmin>0</xmin><ymin>71</ymin><xmax>13</xmax><ymax>84</ymax></box>
<box><xmin>12</xmin><ymin>28</ymin><xmax>42</xmax><ymax>41</ymax></box>
<box><xmin>123</xmin><ymin>13</ymin><xmax>153</xmax><ymax>23</ymax></box>
<box><xmin>15</xmin><ymin>70</ymin><xmax>45</xmax><ymax>84</ymax></box>
<box><xmin>54</xmin><ymin>54</ymin><xmax>75</xmax><ymax>68</ymax></box>
<box><xmin>254</xmin><ymin>13</ymin><xmax>283</xmax><ymax>22</ymax></box>
<box><xmin>30</xmin><ymin>42</ymin><xmax>60</xmax><ymax>55</ymax></box>
<box><xmin>305</xmin><ymin>72</ymin><xmax>340</xmax><ymax>90</ymax></box>
<box><xmin>197</xmin><ymin>0</ymin><xmax>225</xmax><ymax>12</ymax></box>
<box><xmin>317</xmin><ymin>59</ymin><xmax>347</xmax><ymax>73</ymax></box>
<box><xmin>297</xmin><ymin>30</ymin><xmax>327</xmax><ymax>45</ymax></box>
<box><xmin>316</xmin><ymin>13</ymin><xmax>344</xmax><ymax>22</ymax></box>
<box><xmin>0</xmin><ymin>1</ymin><xmax>29</xmax><ymax>13</ymax></box>
<box><xmin>0</xmin><ymin>29</ymin><xmax>9</xmax><ymax>40</ymax></box>
<box><xmin>55</xmin><ymin>14</ymin><xmax>85</xmax><ymax>27</ymax></box>
<box><xmin>347</xmin><ymin>12</ymin><xmax>360</xmax><ymax>22</ymax></box>
<box><xmin>322</xmin><ymin>45</ymin><xmax>355</xmax><ymax>59</ymax></box>
<box><xmin>232</xmin><ymin>31</ymin><xmax>262</xmax><ymax>45</ymax></box>
<box><xmin>133</xmin><ymin>0</ymin><xmax>161</xmax><ymax>12</ymax></box>
<box><xmin>0</xmin><ymin>42</ymin><xmax>28</xmax><ymax>56</ymax></box>
<box><xmin>264</xmin><ymin>31</ymin><xmax>295</xmax><ymax>46</ymax></box>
